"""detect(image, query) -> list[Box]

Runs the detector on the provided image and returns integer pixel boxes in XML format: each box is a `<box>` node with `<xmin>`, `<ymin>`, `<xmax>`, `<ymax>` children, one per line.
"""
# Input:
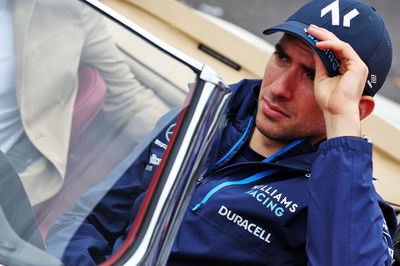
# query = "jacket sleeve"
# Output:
<box><xmin>306</xmin><ymin>137</ymin><xmax>396</xmax><ymax>265</ymax></box>
<box><xmin>45</xmin><ymin>110</ymin><xmax>179</xmax><ymax>265</ymax></box>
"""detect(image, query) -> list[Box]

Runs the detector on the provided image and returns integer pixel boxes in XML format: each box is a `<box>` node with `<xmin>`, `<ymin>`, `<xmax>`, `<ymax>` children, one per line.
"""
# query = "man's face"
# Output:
<box><xmin>255</xmin><ymin>34</ymin><xmax>326</xmax><ymax>143</ymax></box>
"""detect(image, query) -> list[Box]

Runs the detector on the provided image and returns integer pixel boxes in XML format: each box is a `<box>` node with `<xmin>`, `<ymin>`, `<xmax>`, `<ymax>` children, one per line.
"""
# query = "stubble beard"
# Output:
<box><xmin>255</xmin><ymin>111</ymin><xmax>325</xmax><ymax>144</ymax></box>
<box><xmin>255</xmin><ymin>116</ymin><xmax>300</xmax><ymax>143</ymax></box>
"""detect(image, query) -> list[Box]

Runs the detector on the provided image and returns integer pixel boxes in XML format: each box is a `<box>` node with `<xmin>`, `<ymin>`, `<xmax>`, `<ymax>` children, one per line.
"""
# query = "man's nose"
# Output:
<box><xmin>270</xmin><ymin>71</ymin><xmax>295</xmax><ymax>100</ymax></box>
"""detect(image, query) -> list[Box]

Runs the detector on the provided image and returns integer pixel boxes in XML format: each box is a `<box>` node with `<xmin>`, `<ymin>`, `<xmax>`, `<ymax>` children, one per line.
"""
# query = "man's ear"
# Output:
<box><xmin>359</xmin><ymin>96</ymin><xmax>375</xmax><ymax>120</ymax></box>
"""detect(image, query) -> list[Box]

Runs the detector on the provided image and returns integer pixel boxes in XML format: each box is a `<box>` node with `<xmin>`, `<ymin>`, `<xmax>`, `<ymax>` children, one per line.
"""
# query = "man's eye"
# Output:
<box><xmin>305</xmin><ymin>72</ymin><xmax>315</xmax><ymax>81</ymax></box>
<box><xmin>278</xmin><ymin>52</ymin><xmax>285</xmax><ymax>59</ymax></box>
<box><xmin>274</xmin><ymin>51</ymin><xmax>288</xmax><ymax>62</ymax></box>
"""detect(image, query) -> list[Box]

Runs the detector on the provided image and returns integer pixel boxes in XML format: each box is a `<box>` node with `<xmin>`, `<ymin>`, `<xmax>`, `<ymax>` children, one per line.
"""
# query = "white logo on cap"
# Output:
<box><xmin>367</xmin><ymin>75</ymin><xmax>377</xmax><ymax>89</ymax></box>
<box><xmin>321</xmin><ymin>0</ymin><xmax>360</xmax><ymax>28</ymax></box>
<box><xmin>367</xmin><ymin>80</ymin><xmax>373</xmax><ymax>89</ymax></box>
<box><xmin>343</xmin><ymin>9</ymin><xmax>360</xmax><ymax>27</ymax></box>
<box><xmin>371</xmin><ymin>75</ymin><xmax>377</xmax><ymax>84</ymax></box>
<box><xmin>321</xmin><ymin>0</ymin><xmax>340</xmax><ymax>26</ymax></box>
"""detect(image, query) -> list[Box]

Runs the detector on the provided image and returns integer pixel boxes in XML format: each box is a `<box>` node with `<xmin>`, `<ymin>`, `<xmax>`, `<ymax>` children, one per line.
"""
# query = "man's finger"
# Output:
<box><xmin>313</xmin><ymin>52</ymin><xmax>328</xmax><ymax>82</ymax></box>
<box><xmin>315</xmin><ymin>40</ymin><xmax>359</xmax><ymax>63</ymax></box>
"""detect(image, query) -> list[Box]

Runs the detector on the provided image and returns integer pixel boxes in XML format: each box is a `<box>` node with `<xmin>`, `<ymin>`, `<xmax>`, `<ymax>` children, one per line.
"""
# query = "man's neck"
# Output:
<box><xmin>248</xmin><ymin>128</ymin><xmax>291</xmax><ymax>158</ymax></box>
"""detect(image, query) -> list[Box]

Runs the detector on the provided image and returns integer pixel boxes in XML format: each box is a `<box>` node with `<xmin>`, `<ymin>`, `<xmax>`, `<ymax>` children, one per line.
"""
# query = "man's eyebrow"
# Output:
<box><xmin>275</xmin><ymin>43</ymin><xmax>315</xmax><ymax>78</ymax></box>
<box><xmin>275</xmin><ymin>43</ymin><xmax>290</xmax><ymax>60</ymax></box>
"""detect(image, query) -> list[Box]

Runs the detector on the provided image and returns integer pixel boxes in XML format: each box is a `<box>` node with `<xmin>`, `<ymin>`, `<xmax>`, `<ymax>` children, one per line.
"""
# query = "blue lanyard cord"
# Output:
<box><xmin>214</xmin><ymin>116</ymin><xmax>254</xmax><ymax>166</ymax></box>
<box><xmin>214</xmin><ymin>116</ymin><xmax>305</xmax><ymax>166</ymax></box>
<box><xmin>262</xmin><ymin>138</ymin><xmax>306</xmax><ymax>163</ymax></box>
<box><xmin>192</xmin><ymin>138</ymin><xmax>306</xmax><ymax>212</ymax></box>
<box><xmin>192</xmin><ymin>169</ymin><xmax>280</xmax><ymax>211</ymax></box>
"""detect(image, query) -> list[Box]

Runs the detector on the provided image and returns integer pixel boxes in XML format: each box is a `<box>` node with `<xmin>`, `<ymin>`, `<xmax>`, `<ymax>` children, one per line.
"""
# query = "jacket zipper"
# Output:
<box><xmin>196</xmin><ymin>117</ymin><xmax>254</xmax><ymax>187</ymax></box>
<box><xmin>192</xmin><ymin>169</ymin><xmax>280</xmax><ymax>211</ymax></box>
<box><xmin>192</xmin><ymin>138</ymin><xmax>306</xmax><ymax>212</ymax></box>
<box><xmin>214</xmin><ymin>117</ymin><xmax>254</xmax><ymax>166</ymax></box>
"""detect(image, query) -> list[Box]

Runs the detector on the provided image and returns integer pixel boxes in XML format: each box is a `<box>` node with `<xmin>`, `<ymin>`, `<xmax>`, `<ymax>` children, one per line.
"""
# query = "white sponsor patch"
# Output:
<box><xmin>382</xmin><ymin>220</ymin><xmax>394</xmax><ymax>259</ymax></box>
<box><xmin>246</xmin><ymin>184</ymin><xmax>299</xmax><ymax>217</ymax></box>
<box><xmin>149</xmin><ymin>154</ymin><xmax>162</xmax><ymax>165</ymax></box>
<box><xmin>218</xmin><ymin>205</ymin><xmax>272</xmax><ymax>244</ymax></box>
<box><xmin>165</xmin><ymin>124</ymin><xmax>176</xmax><ymax>142</ymax></box>
<box><xmin>154</xmin><ymin>139</ymin><xmax>167</xmax><ymax>150</ymax></box>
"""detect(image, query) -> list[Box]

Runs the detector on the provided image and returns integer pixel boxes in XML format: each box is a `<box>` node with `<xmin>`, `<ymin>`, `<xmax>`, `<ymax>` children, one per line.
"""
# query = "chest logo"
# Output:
<box><xmin>165</xmin><ymin>123</ymin><xmax>176</xmax><ymax>142</ymax></box>
<box><xmin>246</xmin><ymin>184</ymin><xmax>299</xmax><ymax>217</ymax></box>
<box><xmin>218</xmin><ymin>205</ymin><xmax>272</xmax><ymax>244</ymax></box>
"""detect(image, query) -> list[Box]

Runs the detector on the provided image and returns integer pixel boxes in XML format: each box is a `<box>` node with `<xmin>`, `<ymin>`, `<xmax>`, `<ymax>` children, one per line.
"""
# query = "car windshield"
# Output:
<box><xmin>1</xmin><ymin>0</ymin><xmax>230</xmax><ymax>265</ymax></box>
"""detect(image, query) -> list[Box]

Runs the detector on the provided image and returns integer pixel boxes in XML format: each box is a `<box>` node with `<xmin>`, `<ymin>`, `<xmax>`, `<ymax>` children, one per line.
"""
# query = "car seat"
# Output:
<box><xmin>70</xmin><ymin>64</ymin><xmax>107</xmax><ymax>144</ymax></box>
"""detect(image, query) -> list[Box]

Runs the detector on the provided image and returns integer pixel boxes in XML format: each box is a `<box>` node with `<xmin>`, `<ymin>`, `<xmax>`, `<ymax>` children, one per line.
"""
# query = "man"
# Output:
<box><xmin>46</xmin><ymin>0</ymin><xmax>397</xmax><ymax>265</ymax></box>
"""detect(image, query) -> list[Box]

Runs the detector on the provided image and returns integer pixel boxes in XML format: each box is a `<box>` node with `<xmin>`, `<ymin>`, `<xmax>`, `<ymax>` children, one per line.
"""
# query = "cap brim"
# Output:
<box><xmin>264</xmin><ymin>21</ymin><xmax>339</xmax><ymax>77</ymax></box>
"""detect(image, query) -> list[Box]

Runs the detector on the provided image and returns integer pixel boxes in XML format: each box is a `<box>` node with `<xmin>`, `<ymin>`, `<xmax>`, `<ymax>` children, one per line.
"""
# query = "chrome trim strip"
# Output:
<box><xmin>78</xmin><ymin>1</ymin><xmax>232</xmax><ymax>264</ymax></box>
<box><xmin>121</xmin><ymin>79</ymin><xmax>231</xmax><ymax>265</ymax></box>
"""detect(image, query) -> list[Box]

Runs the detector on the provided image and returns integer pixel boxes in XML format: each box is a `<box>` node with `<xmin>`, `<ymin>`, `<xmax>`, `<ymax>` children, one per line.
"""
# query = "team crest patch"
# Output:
<box><xmin>165</xmin><ymin>123</ymin><xmax>176</xmax><ymax>142</ymax></box>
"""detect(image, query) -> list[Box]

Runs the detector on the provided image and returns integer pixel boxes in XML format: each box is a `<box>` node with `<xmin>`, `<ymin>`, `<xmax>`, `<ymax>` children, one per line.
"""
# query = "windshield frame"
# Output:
<box><xmin>79</xmin><ymin>0</ymin><xmax>232</xmax><ymax>265</ymax></box>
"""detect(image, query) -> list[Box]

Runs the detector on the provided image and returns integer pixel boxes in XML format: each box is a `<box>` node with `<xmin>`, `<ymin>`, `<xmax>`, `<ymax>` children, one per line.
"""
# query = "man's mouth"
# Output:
<box><xmin>261</xmin><ymin>98</ymin><xmax>290</xmax><ymax>120</ymax></box>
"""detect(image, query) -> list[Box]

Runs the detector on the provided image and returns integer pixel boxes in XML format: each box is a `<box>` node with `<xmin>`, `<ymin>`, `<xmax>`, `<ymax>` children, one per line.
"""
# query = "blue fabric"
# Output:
<box><xmin>46</xmin><ymin>79</ymin><xmax>396</xmax><ymax>265</ymax></box>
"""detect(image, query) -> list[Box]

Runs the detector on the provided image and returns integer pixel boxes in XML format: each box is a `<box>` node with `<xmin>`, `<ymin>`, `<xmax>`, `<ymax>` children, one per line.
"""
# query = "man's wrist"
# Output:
<box><xmin>324</xmin><ymin>113</ymin><xmax>361</xmax><ymax>139</ymax></box>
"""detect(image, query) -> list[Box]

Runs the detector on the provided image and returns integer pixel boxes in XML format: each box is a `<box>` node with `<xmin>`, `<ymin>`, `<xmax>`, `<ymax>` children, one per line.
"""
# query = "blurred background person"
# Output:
<box><xmin>1</xmin><ymin>0</ymin><xmax>170</xmax><ymax>236</ymax></box>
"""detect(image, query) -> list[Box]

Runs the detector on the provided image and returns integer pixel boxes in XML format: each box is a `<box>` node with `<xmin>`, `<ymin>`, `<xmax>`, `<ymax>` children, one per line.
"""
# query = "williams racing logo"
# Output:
<box><xmin>245</xmin><ymin>184</ymin><xmax>299</xmax><ymax>217</ymax></box>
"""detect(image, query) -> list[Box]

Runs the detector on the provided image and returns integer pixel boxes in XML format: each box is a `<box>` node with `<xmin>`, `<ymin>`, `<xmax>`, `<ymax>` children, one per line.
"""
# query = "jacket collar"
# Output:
<box><xmin>270</xmin><ymin>139</ymin><xmax>317</xmax><ymax>171</ymax></box>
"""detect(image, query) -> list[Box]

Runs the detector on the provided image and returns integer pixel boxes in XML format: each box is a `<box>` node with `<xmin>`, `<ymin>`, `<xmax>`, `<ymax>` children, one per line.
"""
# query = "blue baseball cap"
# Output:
<box><xmin>263</xmin><ymin>0</ymin><xmax>392</xmax><ymax>96</ymax></box>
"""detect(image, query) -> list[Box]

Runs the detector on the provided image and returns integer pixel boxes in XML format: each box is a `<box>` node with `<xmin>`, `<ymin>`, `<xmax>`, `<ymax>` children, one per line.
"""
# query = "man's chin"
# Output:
<box><xmin>257</xmin><ymin>126</ymin><xmax>297</xmax><ymax>143</ymax></box>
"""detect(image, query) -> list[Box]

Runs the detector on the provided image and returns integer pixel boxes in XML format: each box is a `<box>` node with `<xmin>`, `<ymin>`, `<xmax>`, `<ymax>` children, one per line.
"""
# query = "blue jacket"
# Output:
<box><xmin>47</xmin><ymin>79</ymin><xmax>396</xmax><ymax>265</ymax></box>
